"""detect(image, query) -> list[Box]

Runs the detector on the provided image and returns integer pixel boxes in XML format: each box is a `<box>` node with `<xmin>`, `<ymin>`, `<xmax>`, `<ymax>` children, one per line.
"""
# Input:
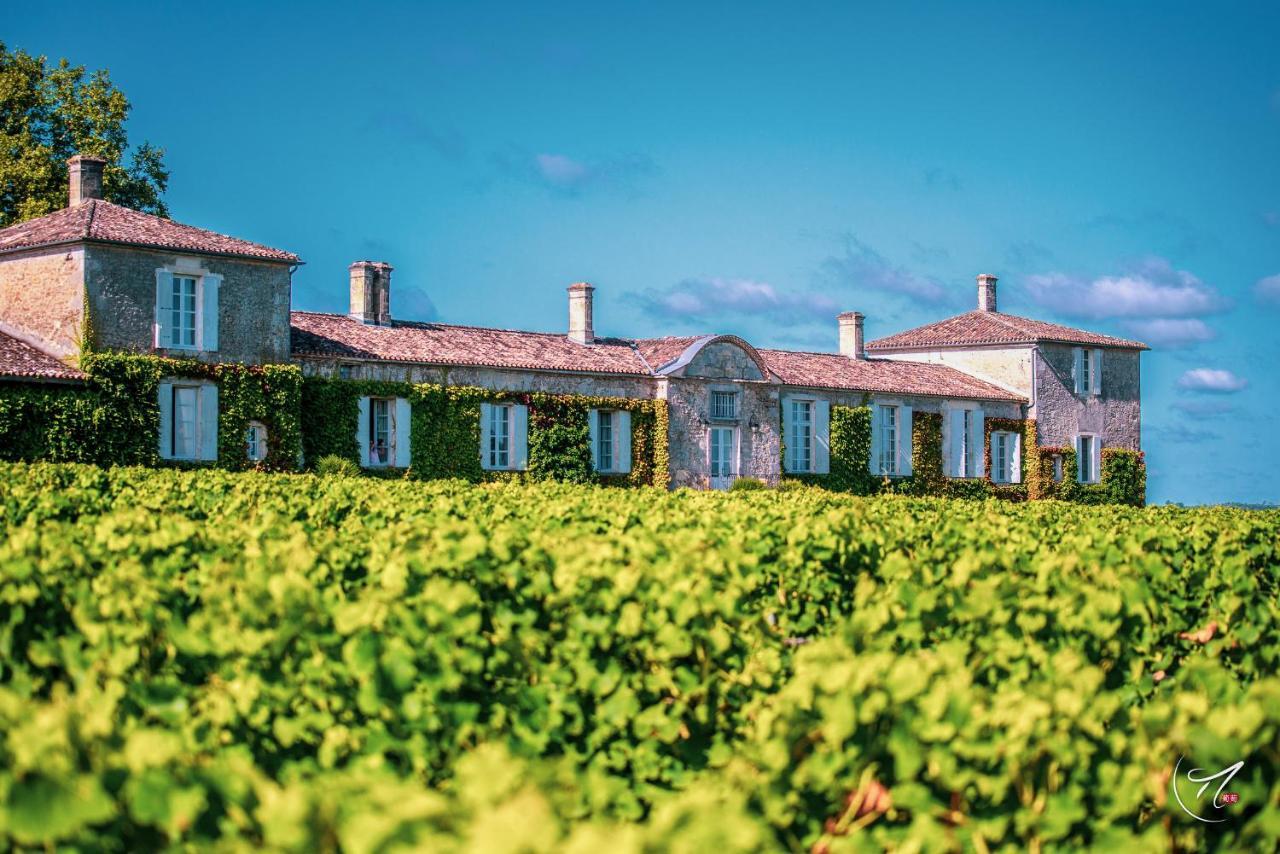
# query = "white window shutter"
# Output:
<box><xmin>898</xmin><ymin>405</ymin><xmax>913</xmax><ymax>476</ymax></box>
<box><xmin>356</xmin><ymin>397</ymin><xmax>371</xmax><ymax>467</ymax></box>
<box><xmin>1093</xmin><ymin>437</ymin><xmax>1103</xmax><ymax>484</ymax></box>
<box><xmin>1075</xmin><ymin>435</ymin><xmax>1084</xmax><ymax>481</ymax></box>
<box><xmin>201</xmin><ymin>274</ymin><xmax>221</xmax><ymax>352</ymax></box>
<box><xmin>155</xmin><ymin>270</ymin><xmax>174</xmax><ymax>348</ymax></box>
<box><xmin>1091</xmin><ymin>349</ymin><xmax>1103</xmax><ymax>395</ymax></box>
<box><xmin>968</xmin><ymin>408</ymin><xmax>985</xmax><ymax>478</ymax></box>
<box><xmin>588</xmin><ymin>409</ymin><xmax>600</xmax><ymax>471</ymax></box>
<box><xmin>512</xmin><ymin>404</ymin><xmax>529</xmax><ymax>470</ymax></box>
<box><xmin>199</xmin><ymin>384</ymin><xmax>219</xmax><ymax>461</ymax></box>
<box><xmin>781</xmin><ymin>395</ymin><xmax>796</xmax><ymax>473</ymax></box>
<box><xmin>393</xmin><ymin>397</ymin><xmax>412</xmax><ymax>468</ymax></box>
<box><xmin>157</xmin><ymin>380</ymin><xmax>174</xmax><ymax>459</ymax></box>
<box><xmin>1072</xmin><ymin>348</ymin><xmax>1084</xmax><ymax>394</ymax></box>
<box><xmin>615</xmin><ymin>410</ymin><xmax>632</xmax><ymax>474</ymax></box>
<box><xmin>813</xmin><ymin>399</ymin><xmax>831</xmax><ymax>474</ymax></box>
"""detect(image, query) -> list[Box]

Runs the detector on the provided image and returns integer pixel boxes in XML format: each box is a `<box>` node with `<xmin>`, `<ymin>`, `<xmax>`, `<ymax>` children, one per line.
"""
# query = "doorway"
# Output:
<box><xmin>710</xmin><ymin>425</ymin><xmax>739</xmax><ymax>489</ymax></box>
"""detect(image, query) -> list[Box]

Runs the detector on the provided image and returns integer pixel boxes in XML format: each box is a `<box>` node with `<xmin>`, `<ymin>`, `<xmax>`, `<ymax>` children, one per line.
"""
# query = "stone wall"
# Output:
<box><xmin>876</xmin><ymin>345</ymin><xmax>1035</xmax><ymax>397</ymax></box>
<box><xmin>0</xmin><ymin>246</ymin><xmax>85</xmax><ymax>358</ymax></box>
<box><xmin>84</xmin><ymin>245</ymin><xmax>294</xmax><ymax>364</ymax></box>
<box><xmin>1033</xmin><ymin>344</ymin><xmax>1141</xmax><ymax>451</ymax></box>
<box><xmin>682</xmin><ymin>340</ymin><xmax>765</xmax><ymax>381</ymax></box>
<box><xmin>664</xmin><ymin>378</ymin><xmax>779</xmax><ymax>488</ymax></box>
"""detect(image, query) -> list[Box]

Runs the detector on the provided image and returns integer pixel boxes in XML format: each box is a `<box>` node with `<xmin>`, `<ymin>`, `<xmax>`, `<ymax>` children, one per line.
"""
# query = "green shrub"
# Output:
<box><xmin>728</xmin><ymin>476</ymin><xmax>766</xmax><ymax>491</ymax></box>
<box><xmin>316</xmin><ymin>454</ymin><xmax>360</xmax><ymax>477</ymax></box>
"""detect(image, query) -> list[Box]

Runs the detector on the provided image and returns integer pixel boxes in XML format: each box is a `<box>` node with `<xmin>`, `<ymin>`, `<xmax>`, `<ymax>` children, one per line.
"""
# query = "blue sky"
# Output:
<box><xmin>11</xmin><ymin>1</ymin><xmax>1280</xmax><ymax>504</ymax></box>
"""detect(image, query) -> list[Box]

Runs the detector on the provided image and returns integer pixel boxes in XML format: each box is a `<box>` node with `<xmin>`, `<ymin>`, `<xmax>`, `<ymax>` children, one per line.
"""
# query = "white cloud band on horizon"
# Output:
<box><xmin>1024</xmin><ymin>257</ymin><xmax>1226</xmax><ymax>321</ymax></box>
<box><xmin>1177</xmin><ymin>368</ymin><xmax>1248</xmax><ymax>394</ymax></box>
<box><xmin>1122</xmin><ymin>318</ymin><xmax>1215</xmax><ymax>349</ymax></box>
<box><xmin>628</xmin><ymin>276</ymin><xmax>839</xmax><ymax>328</ymax></box>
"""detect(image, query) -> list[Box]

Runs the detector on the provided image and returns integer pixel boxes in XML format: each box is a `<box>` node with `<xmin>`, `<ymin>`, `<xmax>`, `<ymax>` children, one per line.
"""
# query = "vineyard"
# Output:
<box><xmin>0</xmin><ymin>463</ymin><xmax>1276</xmax><ymax>851</ymax></box>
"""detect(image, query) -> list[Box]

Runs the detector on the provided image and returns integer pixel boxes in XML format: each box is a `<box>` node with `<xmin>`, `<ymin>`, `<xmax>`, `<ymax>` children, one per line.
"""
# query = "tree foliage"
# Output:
<box><xmin>0</xmin><ymin>41</ymin><xmax>168</xmax><ymax>226</ymax></box>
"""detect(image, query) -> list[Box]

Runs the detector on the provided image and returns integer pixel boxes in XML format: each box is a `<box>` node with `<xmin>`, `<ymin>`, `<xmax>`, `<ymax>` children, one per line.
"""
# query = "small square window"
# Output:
<box><xmin>245</xmin><ymin>421</ymin><xmax>268</xmax><ymax>462</ymax></box>
<box><xmin>710</xmin><ymin>390</ymin><xmax>738</xmax><ymax>420</ymax></box>
<box><xmin>339</xmin><ymin>364</ymin><xmax>354</xmax><ymax>380</ymax></box>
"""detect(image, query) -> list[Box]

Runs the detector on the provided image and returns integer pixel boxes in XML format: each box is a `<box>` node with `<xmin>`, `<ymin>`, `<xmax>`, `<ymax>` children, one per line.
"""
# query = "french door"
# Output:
<box><xmin>709</xmin><ymin>426</ymin><xmax>739</xmax><ymax>490</ymax></box>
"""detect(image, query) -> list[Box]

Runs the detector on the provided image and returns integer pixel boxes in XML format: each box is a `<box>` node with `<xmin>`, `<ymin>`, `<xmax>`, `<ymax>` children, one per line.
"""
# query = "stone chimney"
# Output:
<box><xmin>568</xmin><ymin>281</ymin><xmax>595</xmax><ymax>344</ymax></box>
<box><xmin>838</xmin><ymin>311</ymin><xmax>865</xmax><ymax>359</ymax></box>
<box><xmin>977</xmin><ymin>273</ymin><xmax>998</xmax><ymax>312</ymax></box>
<box><xmin>67</xmin><ymin>155</ymin><xmax>106</xmax><ymax>206</ymax></box>
<box><xmin>349</xmin><ymin>261</ymin><xmax>393</xmax><ymax>326</ymax></box>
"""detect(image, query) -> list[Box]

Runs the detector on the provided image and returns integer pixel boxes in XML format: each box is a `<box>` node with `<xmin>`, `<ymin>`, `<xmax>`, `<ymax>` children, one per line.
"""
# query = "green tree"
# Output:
<box><xmin>0</xmin><ymin>41</ymin><xmax>168</xmax><ymax>227</ymax></box>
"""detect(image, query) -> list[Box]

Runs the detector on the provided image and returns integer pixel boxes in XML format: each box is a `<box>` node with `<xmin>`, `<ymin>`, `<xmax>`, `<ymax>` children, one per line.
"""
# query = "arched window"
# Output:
<box><xmin>245</xmin><ymin>421</ymin><xmax>268</xmax><ymax>462</ymax></box>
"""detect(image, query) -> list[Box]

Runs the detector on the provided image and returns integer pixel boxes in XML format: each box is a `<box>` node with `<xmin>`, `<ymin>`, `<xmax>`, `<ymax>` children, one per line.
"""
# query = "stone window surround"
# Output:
<box><xmin>708</xmin><ymin>384</ymin><xmax>740</xmax><ymax>422</ymax></box>
<box><xmin>870</xmin><ymin>395</ymin><xmax>907</xmax><ymax>478</ymax></box>
<box><xmin>155</xmin><ymin>256</ymin><xmax>214</xmax><ymax>352</ymax></box>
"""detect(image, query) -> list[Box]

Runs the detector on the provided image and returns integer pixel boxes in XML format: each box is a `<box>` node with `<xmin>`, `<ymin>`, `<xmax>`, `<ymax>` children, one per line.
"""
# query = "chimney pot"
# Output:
<box><xmin>977</xmin><ymin>273</ymin><xmax>998</xmax><ymax>312</ymax></box>
<box><xmin>838</xmin><ymin>311</ymin><xmax>865</xmax><ymax>359</ymax></box>
<box><xmin>67</xmin><ymin>154</ymin><xmax>106</xmax><ymax>207</ymax></box>
<box><xmin>349</xmin><ymin>261</ymin><xmax>393</xmax><ymax>325</ymax></box>
<box><xmin>568</xmin><ymin>281</ymin><xmax>595</xmax><ymax>344</ymax></box>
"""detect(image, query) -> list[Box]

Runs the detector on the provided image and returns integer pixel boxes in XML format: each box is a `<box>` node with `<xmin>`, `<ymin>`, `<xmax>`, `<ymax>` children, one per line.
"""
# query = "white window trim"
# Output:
<box><xmin>990</xmin><ymin>430</ymin><xmax>1022</xmax><ymax>484</ymax></box>
<box><xmin>709</xmin><ymin>387</ymin><xmax>739</xmax><ymax>421</ymax></box>
<box><xmin>155</xmin><ymin>258</ymin><xmax>220</xmax><ymax>353</ymax></box>
<box><xmin>481</xmin><ymin>402</ymin><xmax>528</xmax><ymax>472</ymax></box>
<box><xmin>1077</xmin><ymin>433</ymin><xmax>1102</xmax><ymax>484</ymax></box>
<box><xmin>367</xmin><ymin>397</ymin><xmax>394</xmax><ymax>467</ymax></box>
<box><xmin>708</xmin><ymin>424</ymin><xmax>740</xmax><ymax>481</ymax></box>
<box><xmin>158</xmin><ymin>378</ymin><xmax>218</xmax><ymax>462</ymax></box>
<box><xmin>245</xmin><ymin>420</ymin><xmax>269</xmax><ymax>462</ymax></box>
<box><xmin>942</xmin><ymin>401</ymin><xmax>984</xmax><ymax>479</ymax></box>
<box><xmin>786</xmin><ymin>396</ymin><xmax>816</xmax><ymax>474</ymax></box>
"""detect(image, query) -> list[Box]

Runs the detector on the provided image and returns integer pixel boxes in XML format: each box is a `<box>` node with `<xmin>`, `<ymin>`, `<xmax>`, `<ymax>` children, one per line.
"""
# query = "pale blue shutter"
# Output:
<box><xmin>814</xmin><ymin>399</ymin><xmax>831</xmax><ymax>474</ymax></box>
<box><xmin>393</xmin><ymin>397</ymin><xmax>412</xmax><ymax>468</ymax></box>
<box><xmin>1075</xmin><ymin>435</ymin><xmax>1084</xmax><ymax>482</ymax></box>
<box><xmin>479</xmin><ymin>403</ymin><xmax>493</xmax><ymax>470</ymax></box>
<box><xmin>968</xmin><ymin>408</ymin><xmax>985</xmax><ymax>478</ymax></box>
<box><xmin>201</xmin><ymin>274</ymin><xmax>221</xmax><ymax>352</ymax></box>
<box><xmin>781</xmin><ymin>396</ymin><xmax>796</xmax><ymax>472</ymax></box>
<box><xmin>356</xmin><ymin>397</ymin><xmax>371</xmax><ymax>467</ymax></box>
<box><xmin>512</xmin><ymin>404</ymin><xmax>529</xmax><ymax>470</ymax></box>
<box><xmin>1091</xmin><ymin>349</ymin><xmax>1103</xmax><ymax>395</ymax></box>
<box><xmin>1072</xmin><ymin>348</ymin><xmax>1084</xmax><ymax>394</ymax></box>
<box><xmin>157</xmin><ymin>380</ymin><xmax>173</xmax><ymax>458</ymax></box>
<box><xmin>615</xmin><ymin>410</ymin><xmax>632</xmax><ymax>474</ymax></box>
<box><xmin>946</xmin><ymin>408</ymin><xmax>964</xmax><ymax>477</ymax></box>
<box><xmin>199</xmin><ymin>384</ymin><xmax>219</xmax><ymax>461</ymax></box>
<box><xmin>1011</xmin><ymin>432</ymin><xmax>1022</xmax><ymax>483</ymax></box>
<box><xmin>588</xmin><ymin>409</ymin><xmax>600</xmax><ymax>471</ymax></box>
<box><xmin>898</xmin><ymin>405</ymin><xmax>913</xmax><ymax>476</ymax></box>
<box><xmin>155</xmin><ymin>270</ymin><xmax>174</xmax><ymax>348</ymax></box>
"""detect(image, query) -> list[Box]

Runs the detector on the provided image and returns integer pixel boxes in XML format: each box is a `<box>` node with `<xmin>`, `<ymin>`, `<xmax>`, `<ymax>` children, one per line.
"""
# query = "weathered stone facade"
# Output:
<box><xmin>880</xmin><ymin>345</ymin><xmax>1035</xmax><ymax>398</ymax></box>
<box><xmin>0</xmin><ymin>246</ymin><xmax>85</xmax><ymax>358</ymax></box>
<box><xmin>85</xmin><ymin>246</ymin><xmax>294</xmax><ymax>364</ymax></box>
<box><xmin>1032</xmin><ymin>344</ymin><xmax>1141</xmax><ymax>451</ymax></box>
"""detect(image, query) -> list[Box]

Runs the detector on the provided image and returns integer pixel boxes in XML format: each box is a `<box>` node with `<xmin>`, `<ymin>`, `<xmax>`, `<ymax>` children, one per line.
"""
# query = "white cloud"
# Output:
<box><xmin>493</xmin><ymin>150</ymin><xmax>655</xmax><ymax>196</ymax></box>
<box><xmin>1025</xmin><ymin>257</ymin><xmax>1226</xmax><ymax>320</ymax></box>
<box><xmin>1177</xmin><ymin>368</ymin><xmax>1249</xmax><ymax>394</ymax></box>
<box><xmin>1121</xmin><ymin>318</ymin><xmax>1215</xmax><ymax>349</ymax></box>
<box><xmin>629</xmin><ymin>277</ymin><xmax>838</xmax><ymax>328</ymax></box>
<box><xmin>1255</xmin><ymin>274</ymin><xmax>1280</xmax><ymax>305</ymax></box>
<box><xmin>820</xmin><ymin>236</ymin><xmax>948</xmax><ymax>304</ymax></box>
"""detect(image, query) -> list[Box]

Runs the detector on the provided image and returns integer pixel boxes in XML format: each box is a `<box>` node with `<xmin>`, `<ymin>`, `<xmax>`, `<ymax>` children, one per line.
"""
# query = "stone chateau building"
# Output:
<box><xmin>0</xmin><ymin>156</ymin><xmax>1145</xmax><ymax>489</ymax></box>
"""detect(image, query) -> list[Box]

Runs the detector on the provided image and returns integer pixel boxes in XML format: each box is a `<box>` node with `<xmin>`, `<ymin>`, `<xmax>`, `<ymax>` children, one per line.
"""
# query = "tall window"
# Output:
<box><xmin>245</xmin><ymin>421</ymin><xmax>268</xmax><ymax>462</ymax></box>
<box><xmin>1052</xmin><ymin>454</ymin><xmax>1064</xmax><ymax>482</ymax></box>
<box><xmin>991</xmin><ymin>431</ymin><xmax>1020</xmax><ymax>483</ymax></box>
<box><xmin>710</xmin><ymin>390</ymin><xmax>737</xmax><ymax>420</ymax></box>
<box><xmin>488</xmin><ymin>404</ymin><xmax>511</xmax><ymax>469</ymax></box>
<box><xmin>1078</xmin><ymin>435</ymin><xmax>1096</xmax><ymax>483</ymax></box>
<box><xmin>172</xmin><ymin>385</ymin><xmax>199</xmax><ymax>460</ymax></box>
<box><xmin>789</xmin><ymin>400</ymin><xmax>813</xmax><ymax>473</ymax></box>
<box><xmin>878</xmin><ymin>405</ymin><xmax>898</xmax><ymax>475</ymax></box>
<box><xmin>369</xmin><ymin>398</ymin><xmax>392</xmax><ymax>466</ymax></box>
<box><xmin>597</xmin><ymin>409</ymin><xmax>614</xmax><ymax>471</ymax></box>
<box><xmin>171</xmin><ymin>275</ymin><xmax>198</xmax><ymax>348</ymax></box>
<box><xmin>1080</xmin><ymin>348</ymin><xmax>1093</xmax><ymax>393</ymax></box>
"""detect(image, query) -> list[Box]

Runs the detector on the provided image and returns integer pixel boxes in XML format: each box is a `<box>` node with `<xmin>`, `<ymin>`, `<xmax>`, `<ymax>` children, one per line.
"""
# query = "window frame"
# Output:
<box><xmin>368</xmin><ymin>397</ymin><xmax>394</xmax><ymax>467</ymax></box>
<box><xmin>171</xmin><ymin>383</ymin><xmax>202</xmax><ymax>460</ymax></box>
<box><xmin>169</xmin><ymin>274</ymin><xmax>199</xmax><ymax>349</ymax></box>
<box><xmin>1077</xmin><ymin>433</ymin><xmax>1100</xmax><ymax>484</ymax></box>
<box><xmin>488</xmin><ymin>403</ymin><xmax>513</xmax><ymax>470</ymax></box>
<box><xmin>990</xmin><ymin>430</ymin><xmax>1021</xmax><ymax>484</ymax></box>
<box><xmin>874</xmin><ymin>403</ymin><xmax>900</xmax><ymax>476</ymax></box>
<box><xmin>245</xmin><ymin>420</ymin><xmax>269</xmax><ymax>463</ymax></box>
<box><xmin>596</xmin><ymin>408</ymin><xmax>615</xmax><ymax>472</ymax></box>
<box><xmin>710</xmin><ymin>389</ymin><xmax>738</xmax><ymax>421</ymax></box>
<box><xmin>788</xmin><ymin>398</ymin><xmax>815</xmax><ymax>474</ymax></box>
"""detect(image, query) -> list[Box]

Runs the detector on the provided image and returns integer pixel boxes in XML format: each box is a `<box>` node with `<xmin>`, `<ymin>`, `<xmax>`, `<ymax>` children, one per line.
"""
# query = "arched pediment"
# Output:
<box><xmin>656</xmin><ymin>335</ymin><xmax>771</xmax><ymax>381</ymax></box>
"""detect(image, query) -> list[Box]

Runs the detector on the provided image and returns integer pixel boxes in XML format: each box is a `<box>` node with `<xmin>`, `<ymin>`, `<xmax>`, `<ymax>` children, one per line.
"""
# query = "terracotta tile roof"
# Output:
<box><xmin>0</xmin><ymin>330</ymin><xmax>84</xmax><ymax>382</ymax></box>
<box><xmin>634</xmin><ymin>336</ymin><xmax>701</xmax><ymax>370</ymax></box>
<box><xmin>290</xmin><ymin>311</ymin><xmax>653</xmax><ymax>375</ymax></box>
<box><xmin>866</xmin><ymin>310</ymin><xmax>1148</xmax><ymax>351</ymax></box>
<box><xmin>0</xmin><ymin>200</ymin><xmax>299</xmax><ymax>263</ymax></box>
<box><xmin>760</xmin><ymin>349</ymin><xmax>1023</xmax><ymax>402</ymax></box>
